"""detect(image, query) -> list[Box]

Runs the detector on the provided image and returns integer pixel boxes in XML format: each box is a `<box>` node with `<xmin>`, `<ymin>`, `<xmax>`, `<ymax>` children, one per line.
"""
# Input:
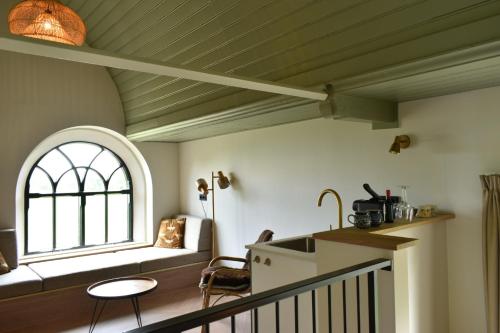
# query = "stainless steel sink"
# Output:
<box><xmin>268</xmin><ymin>237</ymin><xmax>315</xmax><ymax>253</ymax></box>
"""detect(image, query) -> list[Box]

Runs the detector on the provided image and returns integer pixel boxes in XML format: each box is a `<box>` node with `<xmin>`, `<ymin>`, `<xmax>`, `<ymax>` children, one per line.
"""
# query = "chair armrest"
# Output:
<box><xmin>208</xmin><ymin>256</ymin><xmax>247</xmax><ymax>267</ymax></box>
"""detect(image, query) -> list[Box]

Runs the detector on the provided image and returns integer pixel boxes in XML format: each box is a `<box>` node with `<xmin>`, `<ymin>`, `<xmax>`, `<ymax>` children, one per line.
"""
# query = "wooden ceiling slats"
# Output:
<box><xmin>58</xmin><ymin>0</ymin><xmax>500</xmax><ymax>141</ymax></box>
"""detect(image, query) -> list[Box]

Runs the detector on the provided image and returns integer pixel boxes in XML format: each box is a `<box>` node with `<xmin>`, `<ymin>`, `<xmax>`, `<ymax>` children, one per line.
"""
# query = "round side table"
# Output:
<box><xmin>87</xmin><ymin>276</ymin><xmax>158</xmax><ymax>332</ymax></box>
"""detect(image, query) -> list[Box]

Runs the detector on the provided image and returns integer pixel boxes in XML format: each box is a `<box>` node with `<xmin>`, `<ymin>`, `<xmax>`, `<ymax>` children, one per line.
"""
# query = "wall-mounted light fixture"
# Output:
<box><xmin>389</xmin><ymin>135</ymin><xmax>411</xmax><ymax>154</ymax></box>
<box><xmin>196</xmin><ymin>171</ymin><xmax>231</xmax><ymax>258</ymax></box>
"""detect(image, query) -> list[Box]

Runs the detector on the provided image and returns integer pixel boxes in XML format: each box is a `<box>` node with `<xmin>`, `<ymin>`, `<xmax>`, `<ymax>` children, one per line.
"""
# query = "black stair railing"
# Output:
<box><xmin>125</xmin><ymin>258</ymin><xmax>392</xmax><ymax>333</ymax></box>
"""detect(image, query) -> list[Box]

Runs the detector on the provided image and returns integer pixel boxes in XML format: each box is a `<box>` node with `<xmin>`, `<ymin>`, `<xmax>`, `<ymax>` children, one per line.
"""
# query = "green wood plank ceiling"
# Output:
<box><xmin>55</xmin><ymin>0</ymin><xmax>500</xmax><ymax>141</ymax></box>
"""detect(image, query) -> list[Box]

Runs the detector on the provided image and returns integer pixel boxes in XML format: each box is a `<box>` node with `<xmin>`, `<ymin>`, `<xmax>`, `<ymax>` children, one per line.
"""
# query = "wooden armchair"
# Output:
<box><xmin>199</xmin><ymin>230</ymin><xmax>274</xmax><ymax>309</ymax></box>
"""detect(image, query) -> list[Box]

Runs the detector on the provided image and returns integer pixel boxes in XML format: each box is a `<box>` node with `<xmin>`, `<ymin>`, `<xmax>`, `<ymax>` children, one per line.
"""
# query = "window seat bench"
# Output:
<box><xmin>0</xmin><ymin>215</ymin><xmax>211</xmax><ymax>300</ymax></box>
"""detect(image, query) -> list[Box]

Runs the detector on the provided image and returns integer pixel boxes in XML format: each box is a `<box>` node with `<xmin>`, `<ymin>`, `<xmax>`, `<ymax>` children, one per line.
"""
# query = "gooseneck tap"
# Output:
<box><xmin>317</xmin><ymin>188</ymin><xmax>343</xmax><ymax>230</ymax></box>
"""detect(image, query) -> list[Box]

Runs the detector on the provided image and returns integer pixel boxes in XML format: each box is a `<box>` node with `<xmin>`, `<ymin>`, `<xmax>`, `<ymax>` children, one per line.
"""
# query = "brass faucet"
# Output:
<box><xmin>317</xmin><ymin>189</ymin><xmax>343</xmax><ymax>230</ymax></box>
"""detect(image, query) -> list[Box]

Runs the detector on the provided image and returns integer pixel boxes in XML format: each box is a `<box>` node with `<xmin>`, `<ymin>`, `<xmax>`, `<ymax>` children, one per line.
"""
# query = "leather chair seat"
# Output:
<box><xmin>200</xmin><ymin>266</ymin><xmax>250</xmax><ymax>291</ymax></box>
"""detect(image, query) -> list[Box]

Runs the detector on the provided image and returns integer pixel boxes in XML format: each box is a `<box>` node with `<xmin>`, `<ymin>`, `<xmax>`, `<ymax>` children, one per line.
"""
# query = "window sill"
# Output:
<box><xmin>18</xmin><ymin>241</ymin><xmax>152</xmax><ymax>265</ymax></box>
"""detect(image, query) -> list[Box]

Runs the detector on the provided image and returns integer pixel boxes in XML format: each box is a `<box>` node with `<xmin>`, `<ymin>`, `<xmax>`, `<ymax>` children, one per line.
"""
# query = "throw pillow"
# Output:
<box><xmin>154</xmin><ymin>218</ymin><xmax>186</xmax><ymax>249</ymax></box>
<box><xmin>0</xmin><ymin>251</ymin><xmax>10</xmax><ymax>275</ymax></box>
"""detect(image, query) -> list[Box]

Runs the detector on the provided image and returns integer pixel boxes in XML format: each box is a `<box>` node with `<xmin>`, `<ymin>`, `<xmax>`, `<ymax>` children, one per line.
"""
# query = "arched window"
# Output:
<box><xmin>24</xmin><ymin>142</ymin><xmax>133</xmax><ymax>254</ymax></box>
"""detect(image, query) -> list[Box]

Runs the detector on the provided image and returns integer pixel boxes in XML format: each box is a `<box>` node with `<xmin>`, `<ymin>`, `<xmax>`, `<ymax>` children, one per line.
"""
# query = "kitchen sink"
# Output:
<box><xmin>268</xmin><ymin>237</ymin><xmax>316</xmax><ymax>253</ymax></box>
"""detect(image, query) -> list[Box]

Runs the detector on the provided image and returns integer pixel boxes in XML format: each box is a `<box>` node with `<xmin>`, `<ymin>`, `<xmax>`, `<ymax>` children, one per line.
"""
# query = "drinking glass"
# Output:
<box><xmin>394</xmin><ymin>185</ymin><xmax>412</xmax><ymax>220</ymax></box>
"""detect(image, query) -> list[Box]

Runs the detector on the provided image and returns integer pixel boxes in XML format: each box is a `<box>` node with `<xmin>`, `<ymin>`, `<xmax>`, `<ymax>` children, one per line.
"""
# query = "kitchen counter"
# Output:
<box><xmin>247</xmin><ymin>213</ymin><xmax>454</xmax><ymax>333</ymax></box>
<box><xmin>313</xmin><ymin>213</ymin><xmax>455</xmax><ymax>250</ymax></box>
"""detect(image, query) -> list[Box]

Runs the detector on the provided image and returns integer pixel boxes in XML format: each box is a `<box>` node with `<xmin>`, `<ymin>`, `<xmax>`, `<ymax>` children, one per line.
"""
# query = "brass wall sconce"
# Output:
<box><xmin>389</xmin><ymin>135</ymin><xmax>411</xmax><ymax>154</ymax></box>
<box><xmin>196</xmin><ymin>171</ymin><xmax>231</xmax><ymax>258</ymax></box>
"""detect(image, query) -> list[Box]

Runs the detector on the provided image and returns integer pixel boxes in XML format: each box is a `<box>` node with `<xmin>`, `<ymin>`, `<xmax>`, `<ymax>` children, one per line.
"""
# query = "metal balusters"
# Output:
<box><xmin>312</xmin><ymin>289</ymin><xmax>317</xmax><ymax>333</ymax></box>
<box><xmin>254</xmin><ymin>308</ymin><xmax>259</xmax><ymax>333</ymax></box>
<box><xmin>294</xmin><ymin>295</ymin><xmax>299</xmax><ymax>333</ymax></box>
<box><xmin>343</xmin><ymin>280</ymin><xmax>347</xmax><ymax>333</ymax></box>
<box><xmin>328</xmin><ymin>284</ymin><xmax>332</xmax><ymax>333</ymax></box>
<box><xmin>368</xmin><ymin>271</ymin><xmax>379</xmax><ymax>333</ymax></box>
<box><xmin>123</xmin><ymin>259</ymin><xmax>391</xmax><ymax>333</ymax></box>
<box><xmin>231</xmin><ymin>315</ymin><xmax>235</xmax><ymax>333</ymax></box>
<box><xmin>275</xmin><ymin>302</ymin><xmax>280</xmax><ymax>333</ymax></box>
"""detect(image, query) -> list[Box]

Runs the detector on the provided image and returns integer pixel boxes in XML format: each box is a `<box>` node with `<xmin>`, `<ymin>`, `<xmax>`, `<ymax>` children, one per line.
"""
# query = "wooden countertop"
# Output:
<box><xmin>313</xmin><ymin>213</ymin><xmax>454</xmax><ymax>250</ymax></box>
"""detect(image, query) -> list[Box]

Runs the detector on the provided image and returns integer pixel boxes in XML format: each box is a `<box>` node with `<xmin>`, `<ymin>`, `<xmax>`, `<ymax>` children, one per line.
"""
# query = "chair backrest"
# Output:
<box><xmin>0</xmin><ymin>229</ymin><xmax>18</xmax><ymax>269</ymax></box>
<box><xmin>243</xmin><ymin>229</ymin><xmax>274</xmax><ymax>270</ymax></box>
<box><xmin>175</xmin><ymin>214</ymin><xmax>212</xmax><ymax>252</ymax></box>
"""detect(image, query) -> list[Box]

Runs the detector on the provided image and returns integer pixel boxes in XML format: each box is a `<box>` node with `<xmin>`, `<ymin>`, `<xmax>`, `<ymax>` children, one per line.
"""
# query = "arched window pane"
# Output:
<box><xmin>27</xmin><ymin>197</ymin><xmax>53</xmax><ymax>253</ymax></box>
<box><xmin>85</xmin><ymin>195</ymin><xmax>105</xmax><ymax>245</ymax></box>
<box><xmin>56</xmin><ymin>171</ymin><xmax>79</xmax><ymax>193</ymax></box>
<box><xmin>29</xmin><ymin>168</ymin><xmax>53</xmax><ymax>194</ymax></box>
<box><xmin>25</xmin><ymin>141</ymin><xmax>133</xmax><ymax>255</ymax></box>
<box><xmin>108</xmin><ymin>194</ymin><xmax>129</xmax><ymax>243</ymax></box>
<box><xmin>59</xmin><ymin>143</ymin><xmax>102</xmax><ymax>167</ymax></box>
<box><xmin>91</xmin><ymin>150</ymin><xmax>121</xmax><ymax>180</ymax></box>
<box><xmin>56</xmin><ymin>197</ymin><xmax>79</xmax><ymax>250</ymax></box>
<box><xmin>84</xmin><ymin>169</ymin><xmax>105</xmax><ymax>192</ymax></box>
<box><xmin>108</xmin><ymin>168</ymin><xmax>129</xmax><ymax>191</ymax></box>
<box><xmin>38</xmin><ymin>149</ymin><xmax>71</xmax><ymax>182</ymax></box>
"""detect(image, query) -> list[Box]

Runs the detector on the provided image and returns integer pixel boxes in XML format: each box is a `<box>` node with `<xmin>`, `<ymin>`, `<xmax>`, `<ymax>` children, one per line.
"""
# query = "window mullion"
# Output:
<box><xmin>80</xmin><ymin>195</ymin><xmax>86</xmax><ymax>246</ymax></box>
<box><xmin>52</xmin><ymin>196</ymin><xmax>56</xmax><ymax>251</ymax></box>
<box><xmin>105</xmin><ymin>193</ymin><xmax>108</xmax><ymax>243</ymax></box>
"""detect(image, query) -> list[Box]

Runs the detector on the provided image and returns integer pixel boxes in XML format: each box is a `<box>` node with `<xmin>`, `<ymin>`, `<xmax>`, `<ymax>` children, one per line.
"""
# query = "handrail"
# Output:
<box><xmin>125</xmin><ymin>258</ymin><xmax>392</xmax><ymax>333</ymax></box>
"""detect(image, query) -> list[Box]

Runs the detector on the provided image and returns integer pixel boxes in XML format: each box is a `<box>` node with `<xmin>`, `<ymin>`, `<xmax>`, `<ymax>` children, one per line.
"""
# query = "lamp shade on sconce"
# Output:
<box><xmin>8</xmin><ymin>0</ymin><xmax>86</xmax><ymax>46</ymax></box>
<box><xmin>217</xmin><ymin>171</ymin><xmax>231</xmax><ymax>189</ymax></box>
<box><xmin>196</xmin><ymin>178</ymin><xmax>209</xmax><ymax>196</ymax></box>
<box><xmin>389</xmin><ymin>135</ymin><xmax>411</xmax><ymax>154</ymax></box>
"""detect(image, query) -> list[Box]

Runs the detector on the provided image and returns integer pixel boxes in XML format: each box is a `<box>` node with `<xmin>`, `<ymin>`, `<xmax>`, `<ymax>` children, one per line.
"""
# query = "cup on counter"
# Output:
<box><xmin>347</xmin><ymin>212</ymin><xmax>371</xmax><ymax>229</ymax></box>
<box><xmin>368</xmin><ymin>210</ymin><xmax>384</xmax><ymax>227</ymax></box>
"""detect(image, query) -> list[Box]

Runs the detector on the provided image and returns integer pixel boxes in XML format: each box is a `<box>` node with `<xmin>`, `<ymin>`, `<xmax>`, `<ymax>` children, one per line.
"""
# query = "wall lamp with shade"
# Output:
<box><xmin>389</xmin><ymin>135</ymin><xmax>411</xmax><ymax>154</ymax></box>
<box><xmin>196</xmin><ymin>171</ymin><xmax>231</xmax><ymax>258</ymax></box>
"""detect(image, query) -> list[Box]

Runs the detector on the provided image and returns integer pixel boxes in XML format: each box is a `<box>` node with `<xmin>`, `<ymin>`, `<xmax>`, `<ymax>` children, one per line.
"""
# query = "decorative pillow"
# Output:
<box><xmin>154</xmin><ymin>218</ymin><xmax>186</xmax><ymax>249</ymax></box>
<box><xmin>0</xmin><ymin>251</ymin><xmax>10</xmax><ymax>275</ymax></box>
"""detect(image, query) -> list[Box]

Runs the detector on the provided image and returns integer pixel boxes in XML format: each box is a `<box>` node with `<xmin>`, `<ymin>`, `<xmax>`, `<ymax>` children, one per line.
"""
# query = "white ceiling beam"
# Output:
<box><xmin>0</xmin><ymin>34</ymin><xmax>328</xmax><ymax>101</ymax></box>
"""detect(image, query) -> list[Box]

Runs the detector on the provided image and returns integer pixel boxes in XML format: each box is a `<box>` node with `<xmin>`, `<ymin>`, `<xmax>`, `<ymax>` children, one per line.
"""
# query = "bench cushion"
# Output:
<box><xmin>175</xmin><ymin>215</ymin><xmax>211</xmax><ymax>252</ymax></box>
<box><xmin>28</xmin><ymin>253</ymin><xmax>140</xmax><ymax>291</ymax></box>
<box><xmin>0</xmin><ymin>265</ymin><xmax>42</xmax><ymax>299</ymax></box>
<box><xmin>116</xmin><ymin>247</ymin><xmax>211</xmax><ymax>273</ymax></box>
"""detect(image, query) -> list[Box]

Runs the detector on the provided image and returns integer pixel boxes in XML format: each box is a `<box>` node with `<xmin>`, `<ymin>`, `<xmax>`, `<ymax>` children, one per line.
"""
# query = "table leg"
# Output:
<box><xmin>89</xmin><ymin>299</ymin><xmax>107</xmax><ymax>333</ymax></box>
<box><xmin>131</xmin><ymin>296</ymin><xmax>142</xmax><ymax>327</ymax></box>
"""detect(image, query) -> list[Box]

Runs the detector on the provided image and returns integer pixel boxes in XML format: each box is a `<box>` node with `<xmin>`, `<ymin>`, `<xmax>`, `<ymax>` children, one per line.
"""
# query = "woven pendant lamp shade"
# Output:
<box><xmin>8</xmin><ymin>0</ymin><xmax>86</xmax><ymax>46</ymax></box>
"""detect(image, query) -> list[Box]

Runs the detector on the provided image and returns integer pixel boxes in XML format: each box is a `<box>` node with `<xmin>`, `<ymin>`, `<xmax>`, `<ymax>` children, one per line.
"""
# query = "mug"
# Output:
<box><xmin>347</xmin><ymin>212</ymin><xmax>371</xmax><ymax>229</ymax></box>
<box><xmin>369</xmin><ymin>210</ymin><xmax>384</xmax><ymax>227</ymax></box>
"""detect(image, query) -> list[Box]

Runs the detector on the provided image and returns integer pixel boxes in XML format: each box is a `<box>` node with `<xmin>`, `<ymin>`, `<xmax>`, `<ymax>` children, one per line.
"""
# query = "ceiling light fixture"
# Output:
<box><xmin>8</xmin><ymin>0</ymin><xmax>86</xmax><ymax>46</ymax></box>
<box><xmin>389</xmin><ymin>135</ymin><xmax>411</xmax><ymax>154</ymax></box>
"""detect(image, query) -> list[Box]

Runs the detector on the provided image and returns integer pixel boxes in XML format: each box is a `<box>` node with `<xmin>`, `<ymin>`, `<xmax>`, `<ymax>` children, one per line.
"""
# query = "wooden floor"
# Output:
<box><xmin>1</xmin><ymin>285</ymin><xmax>251</xmax><ymax>333</ymax></box>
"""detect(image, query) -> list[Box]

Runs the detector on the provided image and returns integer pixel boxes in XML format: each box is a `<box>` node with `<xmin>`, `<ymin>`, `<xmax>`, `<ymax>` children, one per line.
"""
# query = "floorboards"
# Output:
<box><xmin>1</xmin><ymin>285</ymin><xmax>251</xmax><ymax>333</ymax></box>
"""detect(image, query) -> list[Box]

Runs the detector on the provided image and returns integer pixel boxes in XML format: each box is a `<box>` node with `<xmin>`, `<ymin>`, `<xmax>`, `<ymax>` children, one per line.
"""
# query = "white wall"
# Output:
<box><xmin>179</xmin><ymin>86</ymin><xmax>500</xmax><ymax>333</ymax></box>
<box><xmin>0</xmin><ymin>50</ymin><xmax>180</xmax><ymax>239</ymax></box>
<box><xmin>0</xmin><ymin>50</ymin><xmax>124</xmax><ymax>229</ymax></box>
<box><xmin>134</xmin><ymin>142</ymin><xmax>180</xmax><ymax>237</ymax></box>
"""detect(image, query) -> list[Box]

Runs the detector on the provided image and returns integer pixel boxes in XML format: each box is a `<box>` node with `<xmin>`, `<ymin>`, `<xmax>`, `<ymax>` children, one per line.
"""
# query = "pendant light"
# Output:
<box><xmin>8</xmin><ymin>0</ymin><xmax>86</xmax><ymax>46</ymax></box>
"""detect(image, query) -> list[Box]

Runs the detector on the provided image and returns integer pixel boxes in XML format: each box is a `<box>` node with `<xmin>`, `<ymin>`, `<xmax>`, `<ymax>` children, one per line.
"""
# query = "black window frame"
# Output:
<box><xmin>24</xmin><ymin>141</ymin><xmax>134</xmax><ymax>255</ymax></box>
